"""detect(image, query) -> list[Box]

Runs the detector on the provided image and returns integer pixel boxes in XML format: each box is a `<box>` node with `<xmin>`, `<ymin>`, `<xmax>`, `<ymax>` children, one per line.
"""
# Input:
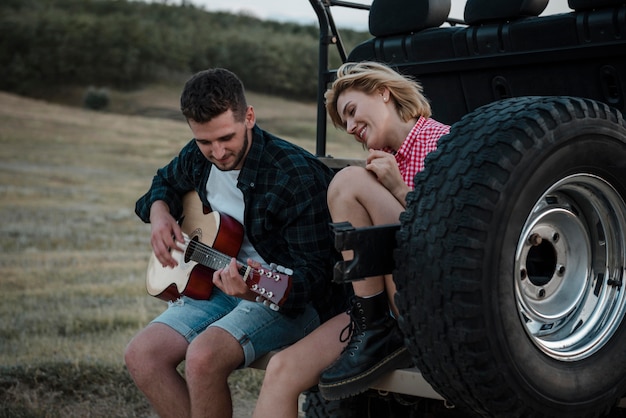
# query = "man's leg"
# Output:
<box><xmin>125</xmin><ymin>323</ymin><xmax>190</xmax><ymax>417</ymax></box>
<box><xmin>185</xmin><ymin>326</ymin><xmax>244</xmax><ymax>418</ymax></box>
<box><xmin>125</xmin><ymin>291</ymin><xmax>239</xmax><ymax>417</ymax></box>
<box><xmin>186</xmin><ymin>298</ymin><xmax>320</xmax><ymax>418</ymax></box>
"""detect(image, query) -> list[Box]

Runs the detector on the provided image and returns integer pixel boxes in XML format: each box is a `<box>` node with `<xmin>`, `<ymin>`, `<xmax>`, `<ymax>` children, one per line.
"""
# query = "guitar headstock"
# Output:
<box><xmin>245</xmin><ymin>264</ymin><xmax>293</xmax><ymax>311</ymax></box>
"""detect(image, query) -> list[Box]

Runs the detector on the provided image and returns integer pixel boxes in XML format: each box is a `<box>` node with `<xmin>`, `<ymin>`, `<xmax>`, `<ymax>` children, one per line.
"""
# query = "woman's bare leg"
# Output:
<box><xmin>253</xmin><ymin>313</ymin><xmax>350</xmax><ymax>418</ymax></box>
<box><xmin>320</xmin><ymin>166</ymin><xmax>411</xmax><ymax>400</ymax></box>
<box><xmin>327</xmin><ymin>166</ymin><xmax>404</xmax><ymax>299</ymax></box>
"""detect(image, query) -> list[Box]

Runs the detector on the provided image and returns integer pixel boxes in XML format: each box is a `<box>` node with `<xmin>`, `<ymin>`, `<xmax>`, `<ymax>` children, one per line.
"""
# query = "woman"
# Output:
<box><xmin>253</xmin><ymin>61</ymin><xmax>450</xmax><ymax>416</ymax></box>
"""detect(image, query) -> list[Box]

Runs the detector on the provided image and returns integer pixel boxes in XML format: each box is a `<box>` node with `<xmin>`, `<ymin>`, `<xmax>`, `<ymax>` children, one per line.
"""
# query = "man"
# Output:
<box><xmin>124</xmin><ymin>68</ymin><xmax>342</xmax><ymax>418</ymax></box>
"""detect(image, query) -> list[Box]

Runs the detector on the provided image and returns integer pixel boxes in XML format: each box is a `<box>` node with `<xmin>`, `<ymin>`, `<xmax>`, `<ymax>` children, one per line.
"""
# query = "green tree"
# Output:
<box><xmin>0</xmin><ymin>0</ymin><xmax>370</xmax><ymax>100</ymax></box>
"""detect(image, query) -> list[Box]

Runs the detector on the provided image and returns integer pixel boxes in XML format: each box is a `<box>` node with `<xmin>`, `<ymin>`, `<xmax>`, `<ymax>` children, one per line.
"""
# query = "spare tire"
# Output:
<box><xmin>302</xmin><ymin>390</ymin><xmax>366</xmax><ymax>418</ymax></box>
<box><xmin>394</xmin><ymin>96</ymin><xmax>626</xmax><ymax>417</ymax></box>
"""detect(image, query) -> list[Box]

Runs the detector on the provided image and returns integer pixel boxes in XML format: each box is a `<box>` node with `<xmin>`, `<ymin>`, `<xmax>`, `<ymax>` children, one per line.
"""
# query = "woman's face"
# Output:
<box><xmin>336</xmin><ymin>88</ymin><xmax>394</xmax><ymax>150</ymax></box>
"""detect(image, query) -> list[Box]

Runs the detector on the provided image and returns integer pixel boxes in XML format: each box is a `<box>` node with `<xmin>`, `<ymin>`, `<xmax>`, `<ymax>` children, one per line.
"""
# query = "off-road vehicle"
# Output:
<box><xmin>295</xmin><ymin>0</ymin><xmax>626</xmax><ymax>416</ymax></box>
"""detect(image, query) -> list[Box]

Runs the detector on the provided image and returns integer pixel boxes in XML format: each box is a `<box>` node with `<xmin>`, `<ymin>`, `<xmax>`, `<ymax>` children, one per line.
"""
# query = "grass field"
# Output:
<box><xmin>0</xmin><ymin>86</ymin><xmax>364</xmax><ymax>417</ymax></box>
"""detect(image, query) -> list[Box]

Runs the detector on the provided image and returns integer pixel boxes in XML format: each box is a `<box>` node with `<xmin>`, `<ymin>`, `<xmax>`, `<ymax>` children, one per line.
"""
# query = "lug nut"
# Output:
<box><xmin>529</xmin><ymin>233</ymin><xmax>543</xmax><ymax>246</ymax></box>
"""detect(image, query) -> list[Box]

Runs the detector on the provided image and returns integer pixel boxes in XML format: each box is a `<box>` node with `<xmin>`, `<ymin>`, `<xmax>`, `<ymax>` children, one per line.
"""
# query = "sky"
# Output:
<box><xmin>185</xmin><ymin>0</ymin><xmax>573</xmax><ymax>30</ymax></box>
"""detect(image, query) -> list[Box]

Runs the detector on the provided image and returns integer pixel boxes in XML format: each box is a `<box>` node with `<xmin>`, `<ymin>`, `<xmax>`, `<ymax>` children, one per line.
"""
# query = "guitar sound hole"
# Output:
<box><xmin>185</xmin><ymin>236</ymin><xmax>200</xmax><ymax>263</ymax></box>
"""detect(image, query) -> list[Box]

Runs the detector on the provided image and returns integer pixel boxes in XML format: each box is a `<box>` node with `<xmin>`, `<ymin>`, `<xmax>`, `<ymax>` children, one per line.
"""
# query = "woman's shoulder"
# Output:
<box><xmin>422</xmin><ymin>117</ymin><xmax>451</xmax><ymax>135</ymax></box>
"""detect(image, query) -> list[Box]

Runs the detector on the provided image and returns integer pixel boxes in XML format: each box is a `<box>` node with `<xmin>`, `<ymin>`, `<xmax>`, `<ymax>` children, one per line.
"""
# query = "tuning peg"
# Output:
<box><xmin>254</xmin><ymin>296</ymin><xmax>280</xmax><ymax>311</ymax></box>
<box><xmin>275</xmin><ymin>265</ymin><xmax>294</xmax><ymax>276</ymax></box>
<box><xmin>266</xmin><ymin>263</ymin><xmax>293</xmax><ymax>276</ymax></box>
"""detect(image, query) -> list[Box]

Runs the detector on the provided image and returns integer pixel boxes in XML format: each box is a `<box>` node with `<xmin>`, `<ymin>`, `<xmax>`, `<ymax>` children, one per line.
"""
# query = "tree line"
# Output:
<box><xmin>0</xmin><ymin>0</ymin><xmax>369</xmax><ymax>101</ymax></box>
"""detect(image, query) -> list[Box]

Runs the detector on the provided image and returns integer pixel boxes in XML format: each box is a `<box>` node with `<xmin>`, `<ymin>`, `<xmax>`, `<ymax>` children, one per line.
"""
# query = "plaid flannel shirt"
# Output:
<box><xmin>135</xmin><ymin>125</ymin><xmax>345</xmax><ymax>320</ymax></box>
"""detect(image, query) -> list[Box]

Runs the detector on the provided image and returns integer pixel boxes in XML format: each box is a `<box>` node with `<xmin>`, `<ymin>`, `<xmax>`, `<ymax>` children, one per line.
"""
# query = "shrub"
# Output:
<box><xmin>83</xmin><ymin>86</ymin><xmax>110</xmax><ymax>110</ymax></box>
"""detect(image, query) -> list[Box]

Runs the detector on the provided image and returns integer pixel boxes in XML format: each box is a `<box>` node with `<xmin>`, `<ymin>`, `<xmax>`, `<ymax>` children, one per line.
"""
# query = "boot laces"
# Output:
<box><xmin>339</xmin><ymin>300</ymin><xmax>366</xmax><ymax>354</ymax></box>
<box><xmin>339</xmin><ymin>315</ymin><xmax>356</xmax><ymax>343</ymax></box>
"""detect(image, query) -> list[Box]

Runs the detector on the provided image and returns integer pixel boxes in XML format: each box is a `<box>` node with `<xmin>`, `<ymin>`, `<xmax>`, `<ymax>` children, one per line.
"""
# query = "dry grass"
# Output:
<box><xmin>0</xmin><ymin>86</ymin><xmax>362</xmax><ymax>417</ymax></box>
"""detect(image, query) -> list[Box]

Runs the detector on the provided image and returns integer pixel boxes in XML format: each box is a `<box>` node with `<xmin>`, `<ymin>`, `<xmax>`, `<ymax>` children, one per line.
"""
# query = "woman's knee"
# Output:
<box><xmin>265</xmin><ymin>351</ymin><xmax>295</xmax><ymax>377</ymax></box>
<box><xmin>328</xmin><ymin>166</ymin><xmax>370</xmax><ymax>202</ymax></box>
<box><xmin>329</xmin><ymin>166</ymin><xmax>366</xmax><ymax>191</ymax></box>
<box><xmin>264</xmin><ymin>351</ymin><xmax>298</xmax><ymax>386</ymax></box>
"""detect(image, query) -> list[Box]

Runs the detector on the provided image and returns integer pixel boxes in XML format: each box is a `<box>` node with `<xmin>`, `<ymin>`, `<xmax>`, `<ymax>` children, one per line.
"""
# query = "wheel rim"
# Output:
<box><xmin>515</xmin><ymin>173</ymin><xmax>626</xmax><ymax>361</ymax></box>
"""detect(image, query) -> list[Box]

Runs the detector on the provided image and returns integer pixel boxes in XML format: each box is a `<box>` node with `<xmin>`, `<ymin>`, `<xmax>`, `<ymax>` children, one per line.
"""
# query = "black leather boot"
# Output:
<box><xmin>318</xmin><ymin>292</ymin><xmax>411</xmax><ymax>400</ymax></box>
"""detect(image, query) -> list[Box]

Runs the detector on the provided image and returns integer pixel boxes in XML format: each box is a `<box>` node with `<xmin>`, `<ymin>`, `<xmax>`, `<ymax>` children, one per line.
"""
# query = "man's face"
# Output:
<box><xmin>188</xmin><ymin>107</ymin><xmax>254</xmax><ymax>171</ymax></box>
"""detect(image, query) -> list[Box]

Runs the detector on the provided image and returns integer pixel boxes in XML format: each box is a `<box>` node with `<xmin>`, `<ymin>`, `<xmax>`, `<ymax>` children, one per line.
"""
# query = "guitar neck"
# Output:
<box><xmin>187</xmin><ymin>239</ymin><xmax>248</xmax><ymax>277</ymax></box>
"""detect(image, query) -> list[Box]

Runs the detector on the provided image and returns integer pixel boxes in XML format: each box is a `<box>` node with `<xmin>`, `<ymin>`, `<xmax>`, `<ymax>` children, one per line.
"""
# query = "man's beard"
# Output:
<box><xmin>214</xmin><ymin>128</ymin><xmax>249</xmax><ymax>171</ymax></box>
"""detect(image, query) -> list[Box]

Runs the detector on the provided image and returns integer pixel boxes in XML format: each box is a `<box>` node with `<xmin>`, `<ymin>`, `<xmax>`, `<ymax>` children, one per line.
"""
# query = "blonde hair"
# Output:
<box><xmin>325</xmin><ymin>61</ymin><xmax>431</xmax><ymax>130</ymax></box>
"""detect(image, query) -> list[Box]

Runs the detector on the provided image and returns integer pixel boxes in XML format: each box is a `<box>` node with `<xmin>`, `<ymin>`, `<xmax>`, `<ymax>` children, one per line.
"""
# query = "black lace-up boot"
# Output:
<box><xmin>318</xmin><ymin>292</ymin><xmax>411</xmax><ymax>400</ymax></box>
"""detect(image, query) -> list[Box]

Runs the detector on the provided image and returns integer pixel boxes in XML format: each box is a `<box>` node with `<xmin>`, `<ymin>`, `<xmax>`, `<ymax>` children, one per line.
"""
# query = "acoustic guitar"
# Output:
<box><xmin>145</xmin><ymin>192</ymin><xmax>292</xmax><ymax>310</ymax></box>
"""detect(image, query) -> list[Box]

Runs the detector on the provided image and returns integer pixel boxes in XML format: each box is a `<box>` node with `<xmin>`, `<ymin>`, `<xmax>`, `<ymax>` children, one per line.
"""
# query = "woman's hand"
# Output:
<box><xmin>366</xmin><ymin>149</ymin><xmax>410</xmax><ymax>206</ymax></box>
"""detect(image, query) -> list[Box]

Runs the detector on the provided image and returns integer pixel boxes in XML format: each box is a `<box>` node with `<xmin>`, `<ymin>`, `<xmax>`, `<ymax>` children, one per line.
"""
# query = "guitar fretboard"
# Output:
<box><xmin>187</xmin><ymin>239</ymin><xmax>249</xmax><ymax>277</ymax></box>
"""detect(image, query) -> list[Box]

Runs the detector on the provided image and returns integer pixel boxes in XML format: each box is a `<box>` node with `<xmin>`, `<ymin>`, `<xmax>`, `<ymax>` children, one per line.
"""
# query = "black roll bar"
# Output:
<box><xmin>308</xmin><ymin>0</ymin><xmax>370</xmax><ymax>156</ymax></box>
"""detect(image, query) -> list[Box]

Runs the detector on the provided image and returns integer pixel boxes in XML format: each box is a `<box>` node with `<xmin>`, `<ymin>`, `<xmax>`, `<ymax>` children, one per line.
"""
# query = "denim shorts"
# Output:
<box><xmin>151</xmin><ymin>288</ymin><xmax>320</xmax><ymax>367</ymax></box>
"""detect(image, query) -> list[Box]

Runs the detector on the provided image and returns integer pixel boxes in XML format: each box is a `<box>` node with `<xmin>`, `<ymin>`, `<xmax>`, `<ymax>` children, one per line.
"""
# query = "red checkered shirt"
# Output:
<box><xmin>393</xmin><ymin>116</ymin><xmax>450</xmax><ymax>189</ymax></box>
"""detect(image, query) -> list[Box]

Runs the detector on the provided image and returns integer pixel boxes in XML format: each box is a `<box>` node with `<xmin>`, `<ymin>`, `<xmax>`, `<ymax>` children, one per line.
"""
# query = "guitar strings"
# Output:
<box><xmin>187</xmin><ymin>239</ymin><xmax>249</xmax><ymax>276</ymax></box>
<box><xmin>185</xmin><ymin>237</ymin><xmax>286</xmax><ymax>308</ymax></box>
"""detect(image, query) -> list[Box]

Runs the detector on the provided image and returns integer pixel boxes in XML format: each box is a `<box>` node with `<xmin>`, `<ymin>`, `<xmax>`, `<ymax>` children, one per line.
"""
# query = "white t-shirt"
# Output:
<box><xmin>206</xmin><ymin>167</ymin><xmax>266</xmax><ymax>264</ymax></box>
